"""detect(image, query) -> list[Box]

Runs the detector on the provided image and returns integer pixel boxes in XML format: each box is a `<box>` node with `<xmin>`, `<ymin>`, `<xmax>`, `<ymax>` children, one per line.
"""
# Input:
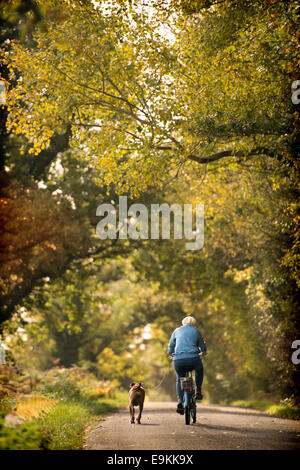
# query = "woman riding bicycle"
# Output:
<box><xmin>168</xmin><ymin>316</ymin><xmax>207</xmax><ymax>415</ymax></box>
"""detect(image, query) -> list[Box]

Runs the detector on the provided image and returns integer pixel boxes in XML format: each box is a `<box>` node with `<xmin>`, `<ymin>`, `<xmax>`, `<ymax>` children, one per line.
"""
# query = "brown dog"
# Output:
<box><xmin>129</xmin><ymin>382</ymin><xmax>145</xmax><ymax>424</ymax></box>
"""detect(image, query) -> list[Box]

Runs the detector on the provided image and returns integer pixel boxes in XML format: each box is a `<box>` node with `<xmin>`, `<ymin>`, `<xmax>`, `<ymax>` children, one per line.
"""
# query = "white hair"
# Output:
<box><xmin>182</xmin><ymin>316</ymin><xmax>196</xmax><ymax>326</ymax></box>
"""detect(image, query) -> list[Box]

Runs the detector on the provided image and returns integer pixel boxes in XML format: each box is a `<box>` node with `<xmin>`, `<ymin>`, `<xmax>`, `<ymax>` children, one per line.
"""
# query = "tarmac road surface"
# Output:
<box><xmin>84</xmin><ymin>401</ymin><xmax>300</xmax><ymax>450</ymax></box>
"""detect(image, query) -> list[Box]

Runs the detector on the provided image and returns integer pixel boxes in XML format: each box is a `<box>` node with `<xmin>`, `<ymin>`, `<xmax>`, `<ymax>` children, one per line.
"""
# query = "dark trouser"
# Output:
<box><xmin>173</xmin><ymin>356</ymin><xmax>203</xmax><ymax>401</ymax></box>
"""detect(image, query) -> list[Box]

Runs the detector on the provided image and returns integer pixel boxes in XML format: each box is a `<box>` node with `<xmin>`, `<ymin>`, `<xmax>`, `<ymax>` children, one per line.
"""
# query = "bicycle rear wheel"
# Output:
<box><xmin>191</xmin><ymin>400</ymin><xmax>196</xmax><ymax>423</ymax></box>
<box><xmin>184</xmin><ymin>391</ymin><xmax>190</xmax><ymax>425</ymax></box>
<box><xmin>185</xmin><ymin>404</ymin><xmax>190</xmax><ymax>425</ymax></box>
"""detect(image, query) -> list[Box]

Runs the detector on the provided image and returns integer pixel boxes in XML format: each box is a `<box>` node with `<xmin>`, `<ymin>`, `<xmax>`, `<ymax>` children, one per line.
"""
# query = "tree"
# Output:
<box><xmin>6</xmin><ymin>255</ymin><xmax>185</xmax><ymax>377</ymax></box>
<box><xmin>0</xmin><ymin>2</ymin><xmax>141</xmax><ymax>324</ymax></box>
<box><xmin>2</xmin><ymin>0</ymin><xmax>299</xmax><ymax>402</ymax></box>
<box><xmin>6</xmin><ymin>0</ymin><xmax>299</xmax><ymax>195</ymax></box>
<box><xmin>132</xmin><ymin>162</ymin><xmax>299</xmax><ymax>401</ymax></box>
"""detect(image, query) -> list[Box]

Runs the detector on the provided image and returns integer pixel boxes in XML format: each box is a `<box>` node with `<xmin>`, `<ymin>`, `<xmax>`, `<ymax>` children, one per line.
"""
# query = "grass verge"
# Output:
<box><xmin>39</xmin><ymin>388</ymin><xmax>128</xmax><ymax>450</ymax></box>
<box><xmin>231</xmin><ymin>399</ymin><xmax>300</xmax><ymax>420</ymax></box>
<box><xmin>0</xmin><ymin>382</ymin><xmax>128</xmax><ymax>450</ymax></box>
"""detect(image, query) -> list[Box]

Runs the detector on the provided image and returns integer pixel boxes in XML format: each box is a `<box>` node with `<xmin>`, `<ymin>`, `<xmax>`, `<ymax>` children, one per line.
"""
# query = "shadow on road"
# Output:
<box><xmin>127</xmin><ymin>405</ymin><xmax>268</xmax><ymax>418</ymax></box>
<box><xmin>120</xmin><ymin>407</ymin><xmax>176</xmax><ymax>414</ymax></box>
<box><xmin>193</xmin><ymin>422</ymin><xmax>300</xmax><ymax>445</ymax></box>
<box><xmin>193</xmin><ymin>422</ymin><xmax>268</xmax><ymax>434</ymax></box>
<box><xmin>131</xmin><ymin>423</ymin><xmax>160</xmax><ymax>426</ymax></box>
<box><xmin>118</xmin><ymin>403</ymin><xmax>298</xmax><ymax>422</ymax></box>
<box><xmin>197</xmin><ymin>406</ymin><xmax>272</xmax><ymax>419</ymax></box>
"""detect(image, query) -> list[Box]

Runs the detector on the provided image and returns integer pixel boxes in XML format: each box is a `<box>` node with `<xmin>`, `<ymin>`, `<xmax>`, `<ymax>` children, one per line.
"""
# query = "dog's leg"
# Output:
<box><xmin>137</xmin><ymin>404</ymin><xmax>143</xmax><ymax>424</ymax></box>
<box><xmin>130</xmin><ymin>405</ymin><xmax>135</xmax><ymax>424</ymax></box>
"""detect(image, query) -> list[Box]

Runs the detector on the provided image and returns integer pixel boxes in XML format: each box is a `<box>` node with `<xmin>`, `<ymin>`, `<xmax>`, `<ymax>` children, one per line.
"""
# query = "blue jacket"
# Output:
<box><xmin>168</xmin><ymin>325</ymin><xmax>207</xmax><ymax>360</ymax></box>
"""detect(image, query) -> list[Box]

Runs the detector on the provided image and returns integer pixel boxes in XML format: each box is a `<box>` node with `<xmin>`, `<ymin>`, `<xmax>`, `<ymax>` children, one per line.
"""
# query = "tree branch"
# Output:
<box><xmin>187</xmin><ymin>146</ymin><xmax>275</xmax><ymax>164</ymax></box>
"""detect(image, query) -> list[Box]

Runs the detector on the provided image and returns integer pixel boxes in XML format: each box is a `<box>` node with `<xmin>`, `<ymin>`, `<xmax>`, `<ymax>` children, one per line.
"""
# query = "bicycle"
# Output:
<box><xmin>180</xmin><ymin>370</ymin><xmax>196</xmax><ymax>425</ymax></box>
